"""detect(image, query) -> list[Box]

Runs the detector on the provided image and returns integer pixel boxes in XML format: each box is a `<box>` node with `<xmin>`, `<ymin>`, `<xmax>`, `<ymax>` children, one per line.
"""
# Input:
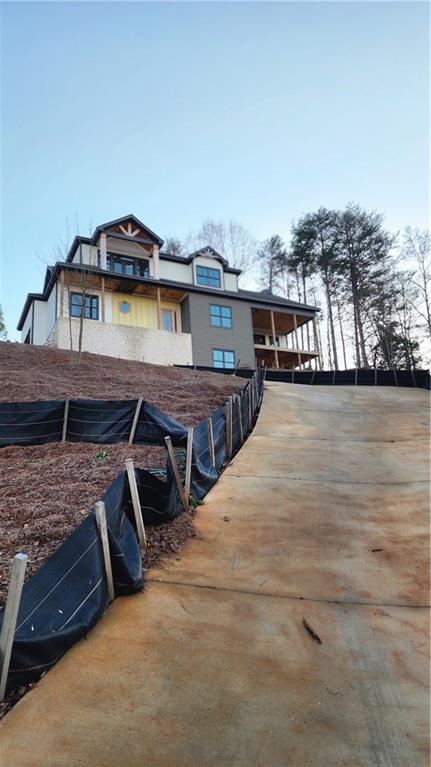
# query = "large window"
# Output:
<box><xmin>106</xmin><ymin>253</ymin><xmax>149</xmax><ymax>278</ymax></box>
<box><xmin>196</xmin><ymin>265</ymin><xmax>221</xmax><ymax>288</ymax></box>
<box><xmin>213</xmin><ymin>349</ymin><xmax>235</xmax><ymax>369</ymax></box>
<box><xmin>70</xmin><ymin>292</ymin><xmax>99</xmax><ymax>320</ymax></box>
<box><xmin>210</xmin><ymin>304</ymin><xmax>232</xmax><ymax>328</ymax></box>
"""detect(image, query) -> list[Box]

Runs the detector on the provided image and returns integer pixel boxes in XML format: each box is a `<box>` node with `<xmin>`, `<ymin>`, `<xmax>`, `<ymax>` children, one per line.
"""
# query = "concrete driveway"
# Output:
<box><xmin>0</xmin><ymin>382</ymin><xmax>429</xmax><ymax>766</ymax></box>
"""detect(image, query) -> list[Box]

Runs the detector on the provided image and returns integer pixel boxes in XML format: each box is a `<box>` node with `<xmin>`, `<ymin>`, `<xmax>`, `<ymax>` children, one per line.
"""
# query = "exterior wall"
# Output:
<box><xmin>21</xmin><ymin>308</ymin><xmax>33</xmax><ymax>344</ymax></box>
<box><xmin>111</xmin><ymin>293</ymin><xmax>181</xmax><ymax>331</ymax></box>
<box><xmin>71</xmin><ymin>243</ymin><xmax>98</xmax><ymax>267</ymax></box>
<box><xmin>32</xmin><ymin>300</ymin><xmax>49</xmax><ymax>345</ymax></box>
<box><xmin>187</xmin><ymin>292</ymin><xmax>255</xmax><ymax>367</ymax></box>
<box><xmin>224</xmin><ymin>272</ymin><xmax>239</xmax><ymax>292</ymax></box>
<box><xmin>53</xmin><ymin>317</ymin><xmax>193</xmax><ymax>365</ymax></box>
<box><xmin>159</xmin><ymin>259</ymin><xmax>192</xmax><ymax>284</ymax></box>
<box><xmin>47</xmin><ymin>286</ymin><xmax>58</xmax><ymax>335</ymax></box>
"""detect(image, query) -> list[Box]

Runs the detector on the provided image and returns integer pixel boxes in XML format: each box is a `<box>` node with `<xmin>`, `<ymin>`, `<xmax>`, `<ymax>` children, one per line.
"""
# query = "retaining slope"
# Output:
<box><xmin>0</xmin><ymin>383</ymin><xmax>429</xmax><ymax>766</ymax></box>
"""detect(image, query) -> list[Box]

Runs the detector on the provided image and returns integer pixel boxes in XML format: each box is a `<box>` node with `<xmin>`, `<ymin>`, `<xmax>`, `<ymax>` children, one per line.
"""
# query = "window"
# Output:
<box><xmin>70</xmin><ymin>292</ymin><xmax>99</xmax><ymax>320</ymax></box>
<box><xmin>269</xmin><ymin>336</ymin><xmax>280</xmax><ymax>347</ymax></box>
<box><xmin>106</xmin><ymin>253</ymin><xmax>149</xmax><ymax>278</ymax></box>
<box><xmin>162</xmin><ymin>309</ymin><xmax>177</xmax><ymax>332</ymax></box>
<box><xmin>196</xmin><ymin>265</ymin><xmax>221</xmax><ymax>288</ymax></box>
<box><xmin>213</xmin><ymin>349</ymin><xmax>235</xmax><ymax>369</ymax></box>
<box><xmin>119</xmin><ymin>301</ymin><xmax>131</xmax><ymax>314</ymax></box>
<box><xmin>253</xmin><ymin>334</ymin><xmax>266</xmax><ymax>345</ymax></box>
<box><xmin>210</xmin><ymin>304</ymin><xmax>232</xmax><ymax>328</ymax></box>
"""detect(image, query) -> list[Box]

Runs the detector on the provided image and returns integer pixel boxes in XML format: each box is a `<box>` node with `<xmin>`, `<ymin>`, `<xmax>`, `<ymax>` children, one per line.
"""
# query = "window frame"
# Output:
<box><xmin>162</xmin><ymin>308</ymin><xmax>177</xmax><ymax>332</ymax></box>
<box><xmin>105</xmin><ymin>253</ymin><xmax>150</xmax><ymax>278</ymax></box>
<box><xmin>212</xmin><ymin>348</ymin><xmax>235</xmax><ymax>369</ymax></box>
<box><xmin>210</xmin><ymin>304</ymin><xmax>232</xmax><ymax>328</ymax></box>
<box><xmin>196</xmin><ymin>264</ymin><xmax>222</xmax><ymax>289</ymax></box>
<box><xmin>70</xmin><ymin>292</ymin><xmax>99</xmax><ymax>321</ymax></box>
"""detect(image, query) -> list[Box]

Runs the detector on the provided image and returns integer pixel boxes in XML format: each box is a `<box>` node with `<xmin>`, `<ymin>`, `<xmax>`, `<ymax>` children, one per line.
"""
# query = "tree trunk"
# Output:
<box><xmin>323</xmin><ymin>274</ymin><xmax>338</xmax><ymax>369</ymax></box>
<box><xmin>337</xmin><ymin>302</ymin><xmax>348</xmax><ymax>369</ymax></box>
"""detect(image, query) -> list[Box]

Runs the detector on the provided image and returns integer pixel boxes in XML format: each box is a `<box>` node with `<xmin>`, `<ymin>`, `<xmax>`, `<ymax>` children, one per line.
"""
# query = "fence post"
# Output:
<box><xmin>394</xmin><ymin>369</ymin><xmax>398</xmax><ymax>387</ymax></box>
<box><xmin>248</xmin><ymin>384</ymin><xmax>252</xmax><ymax>430</ymax></box>
<box><xmin>332</xmin><ymin>370</ymin><xmax>336</xmax><ymax>385</ymax></box>
<box><xmin>225</xmin><ymin>397</ymin><xmax>233</xmax><ymax>459</ymax></box>
<box><xmin>128</xmin><ymin>397</ymin><xmax>143</xmax><ymax>445</ymax></box>
<box><xmin>412</xmin><ymin>369</ymin><xmax>417</xmax><ymax>387</ymax></box>
<box><xmin>250</xmin><ymin>379</ymin><xmax>255</xmax><ymax>417</ymax></box>
<box><xmin>354</xmin><ymin>368</ymin><xmax>358</xmax><ymax>386</ymax></box>
<box><xmin>125</xmin><ymin>459</ymin><xmax>146</xmax><ymax>548</ymax></box>
<box><xmin>164</xmin><ymin>436</ymin><xmax>188</xmax><ymax>511</ymax></box>
<box><xmin>62</xmin><ymin>398</ymin><xmax>70</xmax><ymax>443</ymax></box>
<box><xmin>374</xmin><ymin>367</ymin><xmax>377</xmax><ymax>386</ymax></box>
<box><xmin>207</xmin><ymin>418</ymin><xmax>215</xmax><ymax>467</ymax></box>
<box><xmin>236</xmin><ymin>395</ymin><xmax>244</xmax><ymax>444</ymax></box>
<box><xmin>95</xmin><ymin>501</ymin><xmax>115</xmax><ymax>603</ymax></box>
<box><xmin>0</xmin><ymin>553</ymin><xmax>28</xmax><ymax>701</ymax></box>
<box><xmin>185</xmin><ymin>427</ymin><xmax>193</xmax><ymax>503</ymax></box>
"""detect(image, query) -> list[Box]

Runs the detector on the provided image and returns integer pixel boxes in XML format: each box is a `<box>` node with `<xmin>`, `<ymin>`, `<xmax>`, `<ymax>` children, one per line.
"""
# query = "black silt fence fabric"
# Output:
<box><xmin>0</xmin><ymin>474</ymin><xmax>143</xmax><ymax>694</ymax></box>
<box><xmin>134</xmin><ymin>466</ymin><xmax>182</xmax><ymax>525</ymax></box>
<box><xmin>210</xmin><ymin>404</ymin><xmax>227</xmax><ymax>471</ymax></box>
<box><xmin>241</xmin><ymin>387</ymin><xmax>250</xmax><ymax>436</ymax></box>
<box><xmin>334</xmin><ymin>370</ymin><xmax>356</xmax><ymax>385</ymax></box>
<box><xmin>0</xmin><ymin>400</ymin><xmax>64</xmax><ymax>447</ymax></box>
<box><xmin>134</xmin><ymin>401</ymin><xmax>187</xmax><ymax>447</ymax></box>
<box><xmin>231</xmin><ymin>398</ymin><xmax>241</xmax><ymax>454</ymax></box>
<box><xmin>67</xmin><ymin>399</ymin><xmax>137</xmax><ymax>443</ymax></box>
<box><xmin>190</xmin><ymin>419</ymin><xmax>218</xmax><ymax>501</ymax></box>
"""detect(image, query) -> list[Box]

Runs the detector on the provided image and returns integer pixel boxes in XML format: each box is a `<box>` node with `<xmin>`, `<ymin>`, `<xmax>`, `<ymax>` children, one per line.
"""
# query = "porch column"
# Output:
<box><xmin>153</xmin><ymin>245</ymin><xmax>160</xmax><ymax>279</ymax></box>
<box><xmin>101</xmin><ymin>277</ymin><xmax>106</xmax><ymax>323</ymax></box>
<box><xmin>312</xmin><ymin>317</ymin><xmax>322</xmax><ymax>370</ymax></box>
<box><xmin>270</xmin><ymin>310</ymin><xmax>279</xmax><ymax>369</ymax></box>
<box><xmin>293</xmin><ymin>313</ymin><xmax>302</xmax><ymax>369</ymax></box>
<box><xmin>99</xmin><ymin>234</ymin><xmax>107</xmax><ymax>270</ymax></box>
<box><xmin>156</xmin><ymin>287</ymin><xmax>162</xmax><ymax>330</ymax></box>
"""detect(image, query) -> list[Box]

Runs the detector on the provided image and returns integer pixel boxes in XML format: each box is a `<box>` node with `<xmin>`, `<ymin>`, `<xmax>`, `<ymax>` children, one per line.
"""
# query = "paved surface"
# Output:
<box><xmin>1</xmin><ymin>383</ymin><xmax>429</xmax><ymax>766</ymax></box>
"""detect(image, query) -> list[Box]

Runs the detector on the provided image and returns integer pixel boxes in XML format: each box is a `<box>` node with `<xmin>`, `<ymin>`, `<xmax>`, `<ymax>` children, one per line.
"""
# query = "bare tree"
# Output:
<box><xmin>193</xmin><ymin>219</ymin><xmax>258</xmax><ymax>278</ymax></box>
<box><xmin>401</xmin><ymin>227</ymin><xmax>431</xmax><ymax>339</ymax></box>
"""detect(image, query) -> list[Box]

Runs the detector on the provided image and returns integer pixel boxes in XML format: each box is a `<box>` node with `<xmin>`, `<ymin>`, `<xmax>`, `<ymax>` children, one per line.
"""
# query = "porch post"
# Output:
<box><xmin>156</xmin><ymin>287</ymin><xmax>162</xmax><ymax>330</ymax></box>
<box><xmin>312</xmin><ymin>317</ymin><xmax>322</xmax><ymax>370</ymax></box>
<box><xmin>99</xmin><ymin>234</ymin><xmax>107</xmax><ymax>270</ymax></box>
<box><xmin>153</xmin><ymin>245</ymin><xmax>160</xmax><ymax>279</ymax></box>
<box><xmin>270</xmin><ymin>310</ymin><xmax>279</xmax><ymax>369</ymax></box>
<box><xmin>293</xmin><ymin>313</ymin><xmax>302</xmax><ymax>369</ymax></box>
<box><xmin>101</xmin><ymin>277</ymin><xmax>106</xmax><ymax>323</ymax></box>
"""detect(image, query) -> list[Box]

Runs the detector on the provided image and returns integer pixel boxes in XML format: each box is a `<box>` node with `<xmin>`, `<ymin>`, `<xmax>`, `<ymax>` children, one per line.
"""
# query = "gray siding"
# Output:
<box><xmin>187</xmin><ymin>293</ymin><xmax>255</xmax><ymax>367</ymax></box>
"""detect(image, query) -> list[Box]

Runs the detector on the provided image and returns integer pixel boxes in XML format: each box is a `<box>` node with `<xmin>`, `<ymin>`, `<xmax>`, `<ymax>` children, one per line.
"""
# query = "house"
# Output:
<box><xmin>17</xmin><ymin>214</ymin><xmax>321</xmax><ymax>369</ymax></box>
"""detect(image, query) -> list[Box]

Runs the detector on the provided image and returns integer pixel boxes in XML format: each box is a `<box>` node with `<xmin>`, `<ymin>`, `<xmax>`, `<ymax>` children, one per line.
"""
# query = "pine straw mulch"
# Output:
<box><xmin>0</xmin><ymin>343</ymin><xmax>242</xmax><ymax>424</ymax></box>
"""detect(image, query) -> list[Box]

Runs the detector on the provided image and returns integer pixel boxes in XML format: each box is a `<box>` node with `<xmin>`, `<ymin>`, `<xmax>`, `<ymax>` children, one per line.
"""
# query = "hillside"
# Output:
<box><xmin>0</xmin><ymin>343</ymin><xmax>242</xmax><ymax>425</ymax></box>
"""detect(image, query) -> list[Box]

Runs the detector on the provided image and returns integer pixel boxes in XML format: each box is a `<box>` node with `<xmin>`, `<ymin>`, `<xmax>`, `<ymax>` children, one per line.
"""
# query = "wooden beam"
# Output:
<box><xmin>207</xmin><ymin>418</ymin><xmax>215</xmax><ymax>467</ymax></box>
<box><xmin>95</xmin><ymin>501</ymin><xmax>115</xmax><ymax>602</ymax></box>
<box><xmin>184</xmin><ymin>428</ymin><xmax>193</xmax><ymax>503</ymax></box>
<box><xmin>270</xmin><ymin>310</ymin><xmax>279</xmax><ymax>368</ymax></box>
<box><xmin>101</xmin><ymin>277</ymin><xmax>106</xmax><ymax>323</ymax></box>
<box><xmin>225</xmin><ymin>398</ymin><xmax>233</xmax><ymax>459</ymax></box>
<box><xmin>0</xmin><ymin>553</ymin><xmax>28</xmax><ymax>700</ymax></box>
<box><xmin>128</xmin><ymin>398</ymin><xmax>143</xmax><ymax>445</ymax></box>
<box><xmin>125</xmin><ymin>459</ymin><xmax>147</xmax><ymax>548</ymax></box>
<box><xmin>164</xmin><ymin>437</ymin><xmax>188</xmax><ymax>511</ymax></box>
<box><xmin>293</xmin><ymin>314</ymin><xmax>302</xmax><ymax>369</ymax></box>
<box><xmin>236</xmin><ymin>395</ymin><xmax>244</xmax><ymax>444</ymax></box>
<box><xmin>62</xmin><ymin>398</ymin><xmax>70</xmax><ymax>443</ymax></box>
<box><xmin>156</xmin><ymin>287</ymin><xmax>162</xmax><ymax>330</ymax></box>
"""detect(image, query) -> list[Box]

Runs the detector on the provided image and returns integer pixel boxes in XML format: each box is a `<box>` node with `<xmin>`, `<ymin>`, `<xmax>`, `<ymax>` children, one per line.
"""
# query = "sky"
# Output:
<box><xmin>1</xmin><ymin>1</ymin><xmax>429</xmax><ymax>339</ymax></box>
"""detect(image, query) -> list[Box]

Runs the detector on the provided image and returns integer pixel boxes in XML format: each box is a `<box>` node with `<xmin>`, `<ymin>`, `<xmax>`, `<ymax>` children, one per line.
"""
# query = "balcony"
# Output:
<box><xmin>251</xmin><ymin>307</ymin><xmax>320</xmax><ymax>370</ymax></box>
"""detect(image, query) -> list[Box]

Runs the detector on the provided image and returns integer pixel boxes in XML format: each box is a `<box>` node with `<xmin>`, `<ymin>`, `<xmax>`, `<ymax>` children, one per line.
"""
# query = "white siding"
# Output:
<box><xmin>32</xmin><ymin>300</ymin><xmax>49</xmax><ymax>345</ymax></box>
<box><xmin>20</xmin><ymin>309</ymin><xmax>33</xmax><ymax>344</ymax></box>
<box><xmin>159</xmin><ymin>259</ymin><xmax>192</xmax><ymax>283</ymax></box>
<box><xmin>224</xmin><ymin>272</ymin><xmax>238</xmax><ymax>292</ymax></box>
<box><xmin>71</xmin><ymin>242</ymin><xmax>98</xmax><ymax>267</ymax></box>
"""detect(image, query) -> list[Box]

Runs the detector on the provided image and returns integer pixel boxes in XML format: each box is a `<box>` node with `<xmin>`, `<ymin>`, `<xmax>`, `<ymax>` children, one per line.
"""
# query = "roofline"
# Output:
<box><xmin>91</xmin><ymin>214</ymin><xmax>164</xmax><ymax>246</ymax></box>
<box><xmin>18</xmin><ymin>263</ymin><xmax>319</xmax><ymax>330</ymax></box>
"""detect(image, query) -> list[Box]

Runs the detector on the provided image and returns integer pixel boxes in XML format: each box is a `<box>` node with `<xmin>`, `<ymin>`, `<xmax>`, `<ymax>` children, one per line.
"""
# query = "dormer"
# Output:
<box><xmin>190</xmin><ymin>247</ymin><xmax>230</xmax><ymax>291</ymax></box>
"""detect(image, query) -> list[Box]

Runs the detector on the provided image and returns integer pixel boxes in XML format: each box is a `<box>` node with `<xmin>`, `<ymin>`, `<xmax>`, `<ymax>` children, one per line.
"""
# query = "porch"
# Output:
<box><xmin>251</xmin><ymin>306</ymin><xmax>321</xmax><ymax>370</ymax></box>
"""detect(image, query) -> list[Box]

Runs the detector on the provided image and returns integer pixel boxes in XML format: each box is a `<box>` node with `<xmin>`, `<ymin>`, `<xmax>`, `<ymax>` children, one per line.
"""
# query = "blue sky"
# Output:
<box><xmin>1</xmin><ymin>1</ymin><xmax>428</xmax><ymax>338</ymax></box>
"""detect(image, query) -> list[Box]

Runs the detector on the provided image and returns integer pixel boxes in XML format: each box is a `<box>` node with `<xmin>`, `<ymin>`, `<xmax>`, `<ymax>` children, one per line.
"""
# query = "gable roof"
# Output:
<box><xmin>91</xmin><ymin>215</ymin><xmax>164</xmax><ymax>246</ymax></box>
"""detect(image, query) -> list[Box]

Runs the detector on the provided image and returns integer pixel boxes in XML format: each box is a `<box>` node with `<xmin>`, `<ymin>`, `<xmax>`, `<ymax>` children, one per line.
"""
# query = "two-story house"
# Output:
<box><xmin>17</xmin><ymin>214</ymin><xmax>321</xmax><ymax>369</ymax></box>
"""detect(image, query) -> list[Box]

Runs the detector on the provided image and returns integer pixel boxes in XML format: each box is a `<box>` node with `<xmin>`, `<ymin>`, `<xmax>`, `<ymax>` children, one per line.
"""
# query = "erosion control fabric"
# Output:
<box><xmin>0</xmin><ymin>371</ymin><xmax>264</xmax><ymax>694</ymax></box>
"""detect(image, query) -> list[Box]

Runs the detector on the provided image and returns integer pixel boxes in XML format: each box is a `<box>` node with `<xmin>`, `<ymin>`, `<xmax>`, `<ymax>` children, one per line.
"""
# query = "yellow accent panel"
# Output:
<box><xmin>112</xmin><ymin>294</ymin><xmax>181</xmax><ymax>330</ymax></box>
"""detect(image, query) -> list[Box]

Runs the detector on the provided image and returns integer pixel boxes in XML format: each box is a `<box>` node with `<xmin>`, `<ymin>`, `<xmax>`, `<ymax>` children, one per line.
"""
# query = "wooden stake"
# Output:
<box><xmin>225</xmin><ymin>398</ymin><xmax>233</xmax><ymax>459</ymax></box>
<box><xmin>62</xmin><ymin>398</ymin><xmax>70</xmax><ymax>443</ymax></box>
<box><xmin>236</xmin><ymin>395</ymin><xmax>244</xmax><ymax>444</ymax></box>
<box><xmin>374</xmin><ymin>367</ymin><xmax>377</xmax><ymax>386</ymax></box>
<box><xmin>125</xmin><ymin>459</ymin><xmax>146</xmax><ymax>548</ymax></box>
<box><xmin>354</xmin><ymin>368</ymin><xmax>358</xmax><ymax>386</ymax></box>
<box><xmin>207</xmin><ymin>418</ymin><xmax>215</xmax><ymax>467</ymax></box>
<box><xmin>164</xmin><ymin>436</ymin><xmax>188</xmax><ymax>511</ymax></box>
<box><xmin>185</xmin><ymin>427</ymin><xmax>193</xmax><ymax>502</ymax></box>
<box><xmin>128</xmin><ymin>397</ymin><xmax>143</xmax><ymax>445</ymax></box>
<box><xmin>95</xmin><ymin>501</ymin><xmax>115</xmax><ymax>603</ymax></box>
<box><xmin>248</xmin><ymin>384</ymin><xmax>252</xmax><ymax>430</ymax></box>
<box><xmin>0</xmin><ymin>553</ymin><xmax>28</xmax><ymax>700</ymax></box>
<box><xmin>250</xmin><ymin>378</ymin><xmax>255</xmax><ymax>416</ymax></box>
